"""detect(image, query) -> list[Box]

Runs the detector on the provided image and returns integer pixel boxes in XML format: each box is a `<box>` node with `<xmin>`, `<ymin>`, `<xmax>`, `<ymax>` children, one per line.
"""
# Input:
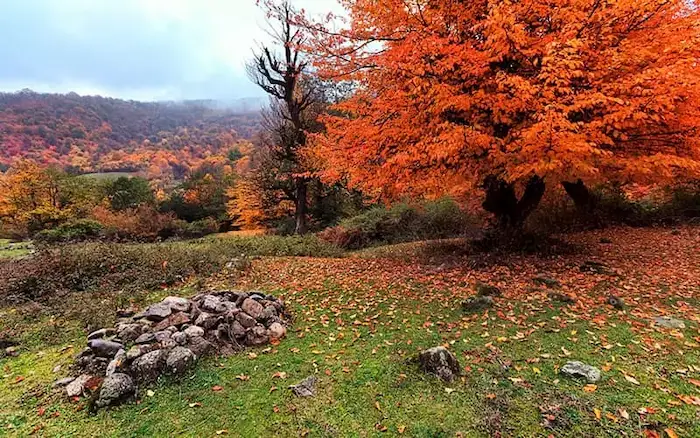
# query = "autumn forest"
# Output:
<box><xmin>1</xmin><ymin>0</ymin><xmax>699</xmax><ymax>437</ymax></box>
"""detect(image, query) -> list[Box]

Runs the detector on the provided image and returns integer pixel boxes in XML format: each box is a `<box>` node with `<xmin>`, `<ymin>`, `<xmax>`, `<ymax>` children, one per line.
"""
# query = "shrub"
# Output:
<box><xmin>92</xmin><ymin>205</ymin><xmax>179</xmax><ymax>241</ymax></box>
<box><xmin>0</xmin><ymin>235</ymin><xmax>343</xmax><ymax>303</ymax></box>
<box><xmin>319</xmin><ymin>198</ymin><xmax>472</xmax><ymax>249</ymax></box>
<box><xmin>178</xmin><ymin>218</ymin><xmax>220</xmax><ymax>238</ymax></box>
<box><xmin>34</xmin><ymin>219</ymin><xmax>103</xmax><ymax>243</ymax></box>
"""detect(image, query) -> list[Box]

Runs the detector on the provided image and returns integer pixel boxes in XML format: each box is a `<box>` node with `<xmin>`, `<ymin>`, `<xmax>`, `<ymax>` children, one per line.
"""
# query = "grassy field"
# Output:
<box><xmin>0</xmin><ymin>239</ymin><xmax>32</xmax><ymax>259</ymax></box>
<box><xmin>1</xmin><ymin>227</ymin><xmax>699</xmax><ymax>437</ymax></box>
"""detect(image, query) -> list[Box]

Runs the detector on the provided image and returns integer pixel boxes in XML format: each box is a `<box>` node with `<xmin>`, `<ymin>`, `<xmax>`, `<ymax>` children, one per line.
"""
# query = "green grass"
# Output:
<box><xmin>1</xmin><ymin>281</ymin><xmax>697</xmax><ymax>437</ymax></box>
<box><xmin>0</xmin><ymin>239</ymin><xmax>32</xmax><ymax>259</ymax></box>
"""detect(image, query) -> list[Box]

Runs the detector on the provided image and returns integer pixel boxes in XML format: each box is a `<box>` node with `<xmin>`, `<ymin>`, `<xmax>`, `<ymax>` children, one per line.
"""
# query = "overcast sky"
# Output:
<box><xmin>0</xmin><ymin>0</ymin><xmax>341</xmax><ymax>101</ymax></box>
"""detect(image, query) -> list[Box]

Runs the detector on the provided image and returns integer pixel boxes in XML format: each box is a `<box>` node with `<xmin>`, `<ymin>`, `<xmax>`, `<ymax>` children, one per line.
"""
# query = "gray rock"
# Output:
<box><xmin>580</xmin><ymin>260</ymin><xmax>611</xmax><ymax>274</ymax></box>
<box><xmin>262</xmin><ymin>305</ymin><xmax>278</xmax><ymax>322</ymax></box>
<box><xmin>134</xmin><ymin>333</ymin><xmax>156</xmax><ymax>344</ymax></box>
<box><xmin>106</xmin><ymin>349</ymin><xmax>126</xmax><ymax>376</ymax></box>
<box><xmin>241</xmin><ymin>298</ymin><xmax>264</xmax><ymax>320</ymax></box>
<box><xmin>143</xmin><ymin>302</ymin><xmax>172</xmax><ymax>321</ymax></box>
<box><xmin>162</xmin><ymin>296</ymin><xmax>191</xmax><ymax>313</ymax></box>
<box><xmin>172</xmin><ymin>332</ymin><xmax>188</xmax><ymax>345</ymax></box>
<box><xmin>461</xmin><ymin>295</ymin><xmax>493</xmax><ymax>313</ymax></box>
<box><xmin>187</xmin><ymin>336</ymin><xmax>214</xmax><ymax>358</ymax></box>
<box><xmin>130</xmin><ymin>350</ymin><xmax>166</xmax><ymax>384</ymax></box>
<box><xmin>166</xmin><ymin>347</ymin><xmax>196</xmax><ymax>375</ymax></box>
<box><xmin>268</xmin><ymin>322</ymin><xmax>286</xmax><ymax>340</ymax></box>
<box><xmin>418</xmin><ymin>347</ymin><xmax>461</xmax><ymax>382</ymax></box>
<box><xmin>195</xmin><ymin>312</ymin><xmax>221</xmax><ymax>330</ymax></box>
<box><xmin>65</xmin><ymin>374</ymin><xmax>92</xmax><ymax>397</ymax></box>
<box><xmin>654</xmin><ymin>316</ymin><xmax>686</xmax><ymax>329</ymax></box>
<box><xmin>95</xmin><ymin>373</ymin><xmax>135</xmax><ymax>408</ymax></box>
<box><xmin>87</xmin><ymin>328</ymin><xmax>115</xmax><ymax>340</ymax></box>
<box><xmin>236</xmin><ymin>312</ymin><xmax>256</xmax><ymax>328</ymax></box>
<box><xmin>126</xmin><ymin>345</ymin><xmax>147</xmax><ymax>361</ymax></box>
<box><xmin>290</xmin><ymin>375</ymin><xmax>317</xmax><ymax>397</ymax></box>
<box><xmin>245</xmin><ymin>326</ymin><xmax>269</xmax><ymax>346</ymax></box>
<box><xmin>183</xmin><ymin>325</ymin><xmax>205</xmax><ymax>338</ymax></box>
<box><xmin>200</xmin><ymin>295</ymin><xmax>227</xmax><ymax>313</ymax></box>
<box><xmin>153</xmin><ymin>331</ymin><xmax>172</xmax><ymax>343</ymax></box>
<box><xmin>87</xmin><ymin>339</ymin><xmax>124</xmax><ymax>358</ymax></box>
<box><xmin>561</xmin><ymin>361</ymin><xmax>601</xmax><ymax>383</ymax></box>
<box><xmin>548</xmin><ymin>291</ymin><xmax>576</xmax><ymax>304</ymax></box>
<box><xmin>115</xmin><ymin>323</ymin><xmax>143</xmax><ymax>342</ymax></box>
<box><xmin>231</xmin><ymin>320</ymin><xmax>246</xmax><ymax>339</ymax></box>
<box><xmin>53</xmin><ymin>377</ymin><xmax>76</xmax><ymax>387</ymax></box>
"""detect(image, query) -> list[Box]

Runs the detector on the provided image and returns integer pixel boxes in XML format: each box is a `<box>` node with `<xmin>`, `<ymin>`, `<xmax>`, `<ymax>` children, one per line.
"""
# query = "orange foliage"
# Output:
<box><xmin>305</xmin><ymin>0</ymin><xmax>700</xmax><ymax>199</ymax></box>
<box><xmin>91</xmin><ymin>205</ymin><xmax>178</xmax><ymax>240</ymax></box>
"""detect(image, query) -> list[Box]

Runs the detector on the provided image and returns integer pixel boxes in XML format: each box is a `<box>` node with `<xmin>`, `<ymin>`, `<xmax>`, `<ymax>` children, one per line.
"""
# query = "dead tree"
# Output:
<box><xmin>248</xmin><ymin>1</ymin><xmax>317</xmax><ymax>234</ymax></box>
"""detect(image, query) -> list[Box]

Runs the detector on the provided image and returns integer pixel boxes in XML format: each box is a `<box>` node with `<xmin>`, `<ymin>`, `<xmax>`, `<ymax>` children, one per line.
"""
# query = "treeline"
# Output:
<box><xmin>0</xmin><ymin>90</ymin><xmax>261</xmax><ymax>179</ymax></box>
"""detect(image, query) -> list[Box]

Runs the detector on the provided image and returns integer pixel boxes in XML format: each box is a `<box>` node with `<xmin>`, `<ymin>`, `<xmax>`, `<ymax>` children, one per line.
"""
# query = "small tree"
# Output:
<box><xmin>104</xmin><ymin>177</ymin><xmax>154</xmax><ymax>211</ymax></box>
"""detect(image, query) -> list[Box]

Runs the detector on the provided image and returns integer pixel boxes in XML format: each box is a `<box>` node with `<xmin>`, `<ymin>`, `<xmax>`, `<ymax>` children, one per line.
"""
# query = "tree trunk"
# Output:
<box><xmin>562</xmin><ymin>179</ymin><xmax>595</xmax><ymax>212</ymax></box>
<box><xmin>294</xmin><ymin>178</ymin><xmax>308</xmax><ymax>235</ymax></box>
<box><xmin>482</xmin><ymin>175</ymin><xmax>545</xmax><ymax>229</ymax></box>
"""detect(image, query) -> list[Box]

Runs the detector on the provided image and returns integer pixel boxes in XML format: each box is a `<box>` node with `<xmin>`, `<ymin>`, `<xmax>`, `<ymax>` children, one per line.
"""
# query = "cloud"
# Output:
<box><xmin>0</xmin><ymin>0</ymin><xmax>341</xmax><ymax>101</ymax></box>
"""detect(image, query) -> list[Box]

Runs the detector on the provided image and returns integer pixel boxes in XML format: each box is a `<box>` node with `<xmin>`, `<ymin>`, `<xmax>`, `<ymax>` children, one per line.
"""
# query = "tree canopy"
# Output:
<box><xmin>306</xmin><ymin>0</ymin><xmax>700</xmax><ymax>200</ymax></box>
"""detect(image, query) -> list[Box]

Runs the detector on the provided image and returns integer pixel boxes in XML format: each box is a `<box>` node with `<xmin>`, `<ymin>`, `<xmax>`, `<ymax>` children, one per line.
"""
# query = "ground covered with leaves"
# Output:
<box><xmin>1</xmin><ymin>226</ymin><xmax>699</xmax><ymax>437</ymax></box>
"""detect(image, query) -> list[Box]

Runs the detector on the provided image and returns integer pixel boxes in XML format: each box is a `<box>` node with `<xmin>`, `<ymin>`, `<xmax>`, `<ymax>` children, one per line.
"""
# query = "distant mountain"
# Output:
<box><xmin>0</xmin><ymin>90</ymin><xmax>262</xmax><ymax>176</ymax></box>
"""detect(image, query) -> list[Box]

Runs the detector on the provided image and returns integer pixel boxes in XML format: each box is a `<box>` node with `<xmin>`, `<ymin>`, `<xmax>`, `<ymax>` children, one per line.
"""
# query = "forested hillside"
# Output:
<box><xmin>0</xmin><ymin>90</ymin><xmax>261</xmax><ymax>178</ymax></box>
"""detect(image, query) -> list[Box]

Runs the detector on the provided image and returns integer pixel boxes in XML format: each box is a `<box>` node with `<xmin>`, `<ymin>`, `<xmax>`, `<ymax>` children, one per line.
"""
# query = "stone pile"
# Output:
<box><xmin>55</xmin><ymin>290</ymin><xmax>288</xmax><ymax>409</ymax></box>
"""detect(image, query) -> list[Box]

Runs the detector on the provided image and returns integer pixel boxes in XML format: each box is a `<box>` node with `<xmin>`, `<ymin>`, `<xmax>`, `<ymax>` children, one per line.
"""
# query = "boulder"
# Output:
<box><xmin>200</xmin><ymin>295</ymin><xmax>227</xmax><ymax>313</ymax></box>
<box><xmin>166</xmin><ymin>347</ymin><xmax>196</xmax><ymax>375</ymax></box>
<box><xmin>95</xmin><ymin>373</ymin><xmax>135</xmax><ymax>408</ymax></box>
<box><xmin>231</xmin><ymin>321</ymin><xmax>246</xmax><ymax>339</ymax></box>
<box><xmin>561</xmin><ymin>361</ymin><xmax>601</xmax><ymax>383</ymax></box>
<box><xmin>134</xmin><ymin>333</ymin><xmax>156</xmax><ymax>344</ymax></box>
<box><xmin>245</xmin><ymin>326</ymin><xmax>269</xmax><ymax>346</ymax></box>
<box><xmin>236</xmin><ymin>312</ymin><xmax>256</xmax><ymax>328</ymax></box>
<box><xmin>290</xmin><ymin>376</ymin><xmax>317</xmax><ymax>397</ymax></box>
<box><xmin>153</xmin><ymin>331</ymin><xmax>172</xmax><ymax>343</ymax></box>
<box><xmin>195</xmin><ymin>312</ymin><xmax>221</xmax><ymax>330</ymax></box>
<box><xmin>87</xmin><ymin>328</ymin><xmax>115</xmax><ymax>340</ymax></box>
<box><xmin>172</xmin><ymin>332</ymin><xmax>188</xmax><ymax>345</ymax></box>
<box><xmin>130</xmin><ymin>350</ymin><xmax>166</xmax><ymax>384</ymax></box>
<box><xmin>418</xmin><ymin>346</ymin><xmax>461</xmax><ymax>382</ymax></box>
<box><xmin>162</xmin><ymin>296</ymin><xmax>191</xmax><ymax>313</ymax></box>
<box><xmin>87</xmin><ymin>339</ymin><xmax>124</xmax><ymax>358</ymax></box>
<box><xmin>654</xmin><ymin>316</ymin><xmax>686</xmax><ymax>329</ymax></box>
<box><xmin>187</xmin><ymin>336</ymin><xmax>214</xmax><ymax>358</ymax></box>
<box><xmin>241</xmin><ymin>298</ymin><xmax>264</xmax><ymax>320</ymax></box>
<box><xmin>143</xmin><ymin>302</ymin><xmax>172</xmax><ymax>321</ymax></box>
<box><xmin>65</xmin><ymin>374</ymin><xmax>93</xmax><ymax>397</ymax></box>
<box><xmin>268</xmin><ymin>322</ymin><xmax>286</xmax><ymax>340</ymax></box>
<box><xmin>116</xmin><ymin>323</ymin><xmax>143</xmax><ymax>343</ymax></box>
<box><xmin>126</xmin><ymin>345</ymin><xmax>147</xmax><ymax>361</ymax></box>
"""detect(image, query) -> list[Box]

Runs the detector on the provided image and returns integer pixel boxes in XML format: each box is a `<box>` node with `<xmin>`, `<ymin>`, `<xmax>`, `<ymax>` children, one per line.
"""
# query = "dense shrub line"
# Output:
<box><xmin>0</xmin><ymin>235</ymin><xmax>342</xmax><ymax>302</ymax></box>
<box><xmin>319</xmin><ymin>198</ymin><xmax>474</xmax><ymax>249</ymax></box>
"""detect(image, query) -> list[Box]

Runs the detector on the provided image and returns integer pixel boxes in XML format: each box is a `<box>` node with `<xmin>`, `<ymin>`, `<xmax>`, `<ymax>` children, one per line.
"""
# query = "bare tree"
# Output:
<box><xmin>248</xmin><ymin>0</ymin><xmax>317</xmax><ymax>234</ymax></box>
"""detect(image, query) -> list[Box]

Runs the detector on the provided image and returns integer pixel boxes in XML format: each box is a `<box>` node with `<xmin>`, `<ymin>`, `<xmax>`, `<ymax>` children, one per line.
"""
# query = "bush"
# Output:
<box><xmin>92</xmin><ymin>205</ymin><xmax>180</xmax><ymax>241</ymax></box>
<box><xmin>319</xmin><ymin>198</ymin><xmax>472</xmax><ymax>249</ymax></box>
<box><xmin>34</xmin><ymin>219</ymin><xmax>103</xmax><ymax>243</ymax></box>
<box><xmin>178</xmin><ymin>218</ymin><xmax>220</xmax><ymax>238</ymax></box>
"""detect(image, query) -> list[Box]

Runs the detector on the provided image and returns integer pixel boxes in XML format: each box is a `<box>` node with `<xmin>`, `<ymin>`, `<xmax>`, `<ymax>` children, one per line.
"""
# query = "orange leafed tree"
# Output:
<box><xmin>305</xmin><ymin>0</ymin><xmax>700</xmax><ymax>226</ymax></box>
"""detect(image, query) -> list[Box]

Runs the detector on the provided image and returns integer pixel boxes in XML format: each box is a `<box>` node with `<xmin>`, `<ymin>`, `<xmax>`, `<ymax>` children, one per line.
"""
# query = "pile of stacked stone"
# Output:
<box><xmin>55</xmin><ymin>291</ymin><xmax>288</xmax><ymax>409</ymax></box>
